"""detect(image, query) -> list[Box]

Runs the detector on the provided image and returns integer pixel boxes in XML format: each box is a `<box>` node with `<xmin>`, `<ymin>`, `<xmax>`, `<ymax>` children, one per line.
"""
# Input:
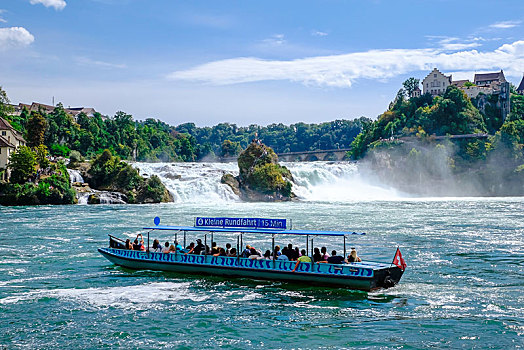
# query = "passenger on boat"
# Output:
<box><xmin>321</xmin><ymin>246</ymin><xmax>329</xmax><ymax>261</ymax></box>
<box><xmin>248</xmin><ymin>248</ymin><xmax>261</xmax><ymax>259</ymax></box>
<box><xmin>327</xmin><ymin>250</ymin><xmax>345</xmax><ymax>264</ymax></box>
<box><xmin>169</xmin><ymin>244</ymin><xmax>177</xmax><ymax>253</ymax></box>
<box><xmin>125</xmin><ymin>239</ymin><xmax>133</xmax><ymax>250</ymax></box>
<box><xmin>273</xmin><ymin>245</ymin><xmax>281</xmax><ymax>259</ymax></box>
<box><xmin>193</xmin><ymin>239</ymin><xmax>206</xmax><ymax>255</ymax></box>
<box><xmin>313</xmin><ymin>247</ymin><xmax>322</xmax><ymax>262</ymax></box>
<box><xmin>228</xmin><ymin>248</ymin><xmax>237</xmax><ymax>257</ymax></box>
<box><xmin>211</xmin><ymin>242</ymin><xmax>219</xmax><ymax>255</ymax></box>
<box><xmin>293</xmin><ymin>247</ymin><xmax>300</xmax><ymax>260</ymax></box>
<box><xmin>212</xmin><ymin>247</ymin><xmax>226</xmax><ymax>257</ymax></box>
<box><xmin>173</xmin><ymin>240</ymin><xmax>183</xmax><ymax>251</ymax></box>
<box><xmin>241</xmin><ymin>245</ymin><xmax>252</xmax><ymax>258</ymax></box>
<box><xmin>292</xmin><ymin>249</ymin><xmax>312</xmax><ymax>272</ymax></box>
<box><xmin>184</xmin><ymin>242</ymin><xmax>195</xmax><ymax>254</ymax></box>
<box><xmin>283</xmin><ymin>244</ymin><xmax>294</xmax><ymax>260</ymax></box>
<box><xmin>277</xmin><ymin>252</ymin><xmax>289</xmax><ymax>261</ymax></box>
<box><xmin>163</xmin><ymin>242</ymin><xmax>170</xmax><ymax>253</ymax></box>
<box><xmin>152</xmin><ymin>239</ymin><xmax>163</xmax><ymax>252</ymax></box>
<box><xmin>347</xmin><ymin>248</ymin><xmax>362</xmax><ymax>262</ymax></box>
<box><xmin>263</xmin><ymin>250</ymin><xmax>271</xmax><ymax>260</ymax></box>
<box><xmin>133</xmin><ymin>234</ymin><xmax>146</xmax><ymax>251</ymax></box>
<box><xmin>225</xmin><ymin>243</ymin><xmax>232</xmax><ymax>255</ymax></box>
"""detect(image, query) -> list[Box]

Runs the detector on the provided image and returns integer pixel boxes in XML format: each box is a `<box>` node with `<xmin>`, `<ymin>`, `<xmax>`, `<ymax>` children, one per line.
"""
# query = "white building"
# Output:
<box><xmin>0</xmin><ymin>117</ymin><xmax>26</xmax><ymax>181</ymax></box>
<box><xmin>422</xmin><ymin>68</ymin><xmax>452</xmax><ymax>96</ymax></box>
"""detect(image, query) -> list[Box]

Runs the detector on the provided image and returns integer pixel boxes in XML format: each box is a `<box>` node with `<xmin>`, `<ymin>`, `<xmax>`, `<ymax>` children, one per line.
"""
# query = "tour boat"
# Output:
<box><xmin>98</xmin><ymin>217</ymin><xmax>406</xmax><ymax>291</ymax></box>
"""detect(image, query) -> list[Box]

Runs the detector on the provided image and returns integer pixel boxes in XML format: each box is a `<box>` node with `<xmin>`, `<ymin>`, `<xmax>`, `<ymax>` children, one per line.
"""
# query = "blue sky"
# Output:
<box><xmin>1</xmin><ymin>0</ymin><xmax>523</xmax><ymax>126</ymax></box>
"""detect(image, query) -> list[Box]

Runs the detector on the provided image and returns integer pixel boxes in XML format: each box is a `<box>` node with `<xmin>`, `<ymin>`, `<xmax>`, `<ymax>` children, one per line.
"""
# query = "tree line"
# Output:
<box><xmin>0</xmin><ymin>86</ymin><xmax>369</xmax><ymax>162</ymax></box>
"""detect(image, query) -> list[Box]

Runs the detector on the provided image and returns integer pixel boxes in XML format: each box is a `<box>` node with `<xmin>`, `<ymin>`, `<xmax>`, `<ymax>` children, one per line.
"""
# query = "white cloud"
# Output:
<box><xmin>437</xmin><ymin>37</ymin><xmax>481</xmax><ymax>51</ymax></box>
<box><xmin>0</xmin><ymin>9</ymin><xmax>7</xmax><ymax>23</ymax></box>
<box><xmin>312</xmin><ymin>30</ymin><xmax>328</xmax><ymax>37</ymax></box>
<box><xmin>168</xmin><ymin>40</ymin><xmax>524</xmax><ymax>88</ymax></box>
<box><xmin>0</xmin><ymin>27</ymin><xmax>35</xmax><ymax>49</ymax></box>
<box><xmin>29</xmin><ymin>0</ymin><xmax>66</xmax><ymax>11</ymax></box>
<box><xmin>76</xmin><ymin>56</ymin><xmax>127</xmax><ymax>69</ymax></box>
<box><xmin>489</xmin><ymin>20</ymin><xmax>521</xmax><ymax>29</ymax></box>
<box><xmin>262</xmin><ymin>34</ymin><xmax>286</xmax><ymax>46</ymax></box>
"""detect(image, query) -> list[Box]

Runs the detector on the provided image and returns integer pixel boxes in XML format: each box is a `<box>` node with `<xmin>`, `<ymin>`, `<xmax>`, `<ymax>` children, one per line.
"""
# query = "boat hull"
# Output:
<box><xmin>99</xmin><ymin>248</ymin><xmax>403</xmax><ymax>291</ymax></box>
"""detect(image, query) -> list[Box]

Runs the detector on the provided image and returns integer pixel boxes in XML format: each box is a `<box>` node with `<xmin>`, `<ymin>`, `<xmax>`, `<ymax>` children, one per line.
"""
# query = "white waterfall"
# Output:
<box><xmin>67</xmin><ymin>169</ymin><xmax>84</xmax><ymax>184</ymax></box>
<box><xmin>133</xmin><ymin>161</ymin><xmax>403</xmax><ymax>203</ymax></box>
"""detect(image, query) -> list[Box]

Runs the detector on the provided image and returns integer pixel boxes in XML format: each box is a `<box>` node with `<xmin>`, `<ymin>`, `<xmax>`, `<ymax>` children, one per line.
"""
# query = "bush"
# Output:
<box><xmin>69</xmin><ymin>150</ymin><xmax>83</xmax><ymax>167</ymax></box>
<box><xmin>50</xmin><ymin>143</ymin><xmax>71</xmax><ymax>157</ymax></box>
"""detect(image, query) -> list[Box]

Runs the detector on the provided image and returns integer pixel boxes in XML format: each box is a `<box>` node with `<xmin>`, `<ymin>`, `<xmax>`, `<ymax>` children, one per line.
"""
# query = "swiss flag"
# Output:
<box><xmin>393</xmin><ymin>247</ymin><xmax>407</xmax><ymax>271</ymax></box>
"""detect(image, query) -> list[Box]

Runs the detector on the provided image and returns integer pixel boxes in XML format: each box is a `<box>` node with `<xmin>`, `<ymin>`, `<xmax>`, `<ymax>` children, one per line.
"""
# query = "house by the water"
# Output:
<box><xmin>0</xmin><ymin>117</ymin><xmax>26</xmax><ymax>181</ymax></box>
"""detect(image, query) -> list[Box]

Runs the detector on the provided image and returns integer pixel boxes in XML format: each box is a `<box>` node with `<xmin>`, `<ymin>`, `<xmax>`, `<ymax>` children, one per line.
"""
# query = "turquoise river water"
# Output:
<box><xmin>1</xmin><ymin>161</ymin><xmax>523</xmax><ymax>349</ymax></box>
<box><xmin>1</xmin><ymin>197</ymin><xmax>523</xmax><ymax>349</ymax></box>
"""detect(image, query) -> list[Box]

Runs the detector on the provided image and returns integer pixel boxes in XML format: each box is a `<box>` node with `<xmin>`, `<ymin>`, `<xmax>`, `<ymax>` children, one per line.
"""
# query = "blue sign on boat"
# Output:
<box><xmin>195</xmin><ymin>217</ymin><xmax>287</xmax><ymax>229</ymax></box>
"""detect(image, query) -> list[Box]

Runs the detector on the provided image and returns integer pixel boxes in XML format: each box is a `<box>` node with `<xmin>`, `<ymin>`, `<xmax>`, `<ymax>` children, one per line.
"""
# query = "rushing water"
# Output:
<box><xmin>1</xmin><ymin>162</ymin><xmax>523</xmax><ymax>349</ymax></box>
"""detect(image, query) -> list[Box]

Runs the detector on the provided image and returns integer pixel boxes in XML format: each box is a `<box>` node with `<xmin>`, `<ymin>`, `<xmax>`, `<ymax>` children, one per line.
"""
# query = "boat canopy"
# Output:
<box><xmin>143</xmin><ymin>225</ymin><xmax>365</xmax><ymax>237</ymax></box>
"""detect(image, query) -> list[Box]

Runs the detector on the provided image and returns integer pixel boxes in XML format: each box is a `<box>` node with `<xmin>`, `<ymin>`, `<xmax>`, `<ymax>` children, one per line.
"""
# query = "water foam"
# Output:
<box><xmin>0</xmin><ymin>282</ymin><xmax>209</xmax><ymax>308</ymax></box>
<box><xmin>133</xmin><ymin>161</ymin><xmax>403</xmax><ymax>203</ymax></box>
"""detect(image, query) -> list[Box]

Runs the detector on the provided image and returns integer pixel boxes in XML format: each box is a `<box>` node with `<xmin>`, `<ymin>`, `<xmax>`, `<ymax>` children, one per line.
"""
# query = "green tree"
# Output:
<box><xmin>8</xmin><ymin>146</ymin><xmax>37</xmax><ymax>184</ymax></box>
<box><xmin>402</xmin><ymin>78</ymin><xmax>420</xmax><ymax>97</ymax></box>
<box><xmin>26</xmin><ymin>111</ymin><xmax>48</xmax><ymax>147</ymax></box>
<box><xmin>35</xmin><ymin>144</ymin><xmax>50</xmax><ymax>168</ymax></box>
<box><xmin>221</xmin><ymin>139</ymin><xmax>242</xmax><ymax>157</ymax></box>
<box><xmin>0</xmin><ymin>86</ymin><xmax>14</xmax><ymax>117</ymax></box>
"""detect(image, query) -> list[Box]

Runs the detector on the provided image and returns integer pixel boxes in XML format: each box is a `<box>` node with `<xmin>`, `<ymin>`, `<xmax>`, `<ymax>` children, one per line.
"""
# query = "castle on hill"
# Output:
<box><xmin>414</xmin><ymin>68</ymin><xmax>524</xmax><ymax>121</ymax></box>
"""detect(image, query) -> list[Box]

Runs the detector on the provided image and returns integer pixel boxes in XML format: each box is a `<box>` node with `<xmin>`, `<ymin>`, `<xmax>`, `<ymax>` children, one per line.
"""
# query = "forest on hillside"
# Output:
<box><xmin>0</xmin><ymin>86</ymin><xmax>368</xmax><ymax>162</ymax></box>
<box><xmin>349</xmin><ymin>80</ymin><xmax>524</xmax><ymax>196</ymax></box>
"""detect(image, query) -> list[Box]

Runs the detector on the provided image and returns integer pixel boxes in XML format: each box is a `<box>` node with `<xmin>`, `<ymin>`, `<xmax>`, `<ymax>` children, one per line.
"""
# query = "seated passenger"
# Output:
<box><xmin>277</xmin><ymin>253</ymin><xmax>289</xmax><ymax>261</ymax></box>
<box><xmin>292</xmin><ymin>249</ymin><xmax>312</xmax><ymax>272</ymax></box>
<box><xmin>263</xmin><ymin>250</ymin><xmax>271</xmax><ymax>260</ymax></box>
<box><xmin>152</xmin><ymin>239</ymin><xmax>163</xmax><ymax>252</ymax></box>
<box><xmin>292</xmin><ymin>247</ymin><xmax>300</xmax><ymax>261</ymax></box>
<box><xmin>273</xmin><ymin>245</ymin><xmax>281</xmax><ymax>259</ymax></box>
<box><xmin>313</xmin><ymin>247</ymin><xmax>322</xmax><ymax>262</ymax></box>
<box><xmin>184</xmin><ymin>242</ymin><xmax>196</xmax><ymax>254</ymax></box>
<box><xmin>163</xmin><ymin>241</ymin><xmax>170</xmax><ymax>253</ymax></box>
<box><xmin>348</xmin><ymin>248</ymin><xmax>362</xmax><ymax>262</ymax></box>
<box><xmin>327</xmin><ymin>250</ymin><xmax>345</xmax><ymax>264</ymax></box>
<box><xmin>241</xmin><ymin>245</ymin><xmax>252</xmax><ymax>258</ymax></box>
<box><xmin>228</xmin><ymin>247</ymin><xmax>237</xmax><ymax>257</ymax></box>
<box><xmin>192</xmin><ymin>239</ymin><xmax>205</xmax><ymax>255</ymax></box>
<box><xmin>284</xmin><ymin>244</ymin><xmax>294</xmax><ymax>260</ymax></box>
<box><xmin>125</xmin><ymin>239</ymin><xmax>133</xmax><ymax>250</ymax></box>
<box><xmin>321</xmin><ymin>246</ymin><xmax>329</xmax><ymax>261</ymax></box>
<box><xmin>168</xmin><ymin>244</ymin><xmax>176</xmax><ymax>253</ymax></box>
<box><xmin>225</xmin><ymin>243</ymin><xmax>232</xmax><ymax>255</ymax></box>
<box><xmin>248</xmin><ymin>248</ymin><xmax>261</xmax><ymax>259</ymax></box>
<box><xmin>211</xmin><ymin>242</ymin><xmax>219</xmax><ymax>255</ymax></box>
<box><xmin>173</xmin><ymin>240</ymin><xmax>183</xmax><ymax>251</ymax></box>
<box><xmin>213</xmin><ymin>247</ymin><xmax>226</xmax><ymax>257</ymax></box>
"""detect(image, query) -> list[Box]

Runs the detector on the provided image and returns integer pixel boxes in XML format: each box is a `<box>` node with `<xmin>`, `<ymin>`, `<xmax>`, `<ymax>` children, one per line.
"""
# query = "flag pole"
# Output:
<box><xmin>388</xmin><ymin>246</ymin><xmax>400</xmax><ymax>273</ymax></box>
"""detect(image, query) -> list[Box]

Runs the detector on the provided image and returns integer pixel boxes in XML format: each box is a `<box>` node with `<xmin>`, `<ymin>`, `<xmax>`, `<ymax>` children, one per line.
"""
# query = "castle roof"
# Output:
<box><xmin>474</xmin><ymin>70</ymin><xmax>506</xmax><ymax>83</ymax></box>
<box><xmin>452</xmin><ymin>80</ymin><xmax>470</xmax><ymax>87</ymax></box>
<box><xmin>517</xmin><ymin>75</ymin><xmax>524</xmax><ymax>92</ymax></box>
